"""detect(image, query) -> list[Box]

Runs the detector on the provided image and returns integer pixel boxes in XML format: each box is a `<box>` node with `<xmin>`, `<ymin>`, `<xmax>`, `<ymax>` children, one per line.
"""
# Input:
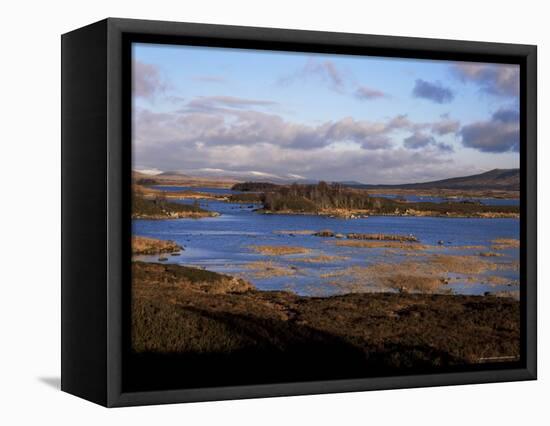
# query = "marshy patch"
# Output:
<box><xmin>482</xmin><ymin>275</ymin><xmax>519</xmax><ymax>287</ymax></box>
<box><xmin>248</xmin><ymin>245</ymin><xmax>312</xmax><ymax>256</ymax></box>
<box><xmin>294</xmin><ymin>254</ymin><xmax>349</xmax><ymax>264</ymax></box>
<box><xmin>313</xmin><ymin>229</ymin><xmax>336</xmax><ymax>237</ymax></box>
<box><xmin>244</xmin><ymin>261</ymin><xmax>299</xmax><ymax>278</ymax></box>
<box><xmin>497</xmin><ymin>261</ymin><xmax>520</xmax><ymax>271</ymax></box>
<box><xmin>485</xmin><ymin>289</ymin><xmax>520</xmax><ymax>300</ymax></box>
<box><xmin>478</xmin><ymin>251</ymin><xmax>504</xmax><ymax>257</ymax></box>
<box><xmin>320</xmin><ymin>254</ymin><xmax>500</xmax><ymax>294</ymax></box>
<box><xmin>491</xmin><ymin>238</ymin><xmax>520</xmax><ymax>250</ymax></box>
<box><xmin>346</xmin><ymin>233</ymin><xmax>419</xmax><ymax>242</ymax></box>
<box><xmin>332</xmin><ymin>240</ymin><xmax>432</xmax><ymax>250</ymax></box>
<box><xmin>273</xmin><ymin>230</ymin><xmax>316</xmax><ymax>235</ymax></box>
<box><xmin>427</xmin><ymin>254</ymin><xmax>497</xmax><ymax>274</ymax></box>
<box><xmin>446</xmin><ymin>245</ymin><xmax>486</xmax><ymax>250</ymax></box>
<box><xmin>132</xmin><ymin>236</ymin><xmax>183</xmax><ymax>255</ymax></box>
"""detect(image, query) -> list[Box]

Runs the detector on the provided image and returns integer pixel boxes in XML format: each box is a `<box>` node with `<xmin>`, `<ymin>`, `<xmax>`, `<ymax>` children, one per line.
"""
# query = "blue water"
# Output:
<box><xmin>133</xmin><ymin>188</ymin><xmax>520</xmax><ymax>297</ymax></box>
<box><xmin>371</xmin><ymin>193</ymin><xmax>519</xmax><ymax>206</ymax></box>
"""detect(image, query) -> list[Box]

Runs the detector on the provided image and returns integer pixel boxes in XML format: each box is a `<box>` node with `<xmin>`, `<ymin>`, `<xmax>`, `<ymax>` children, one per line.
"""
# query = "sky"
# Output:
<box><xmin>132</xmin><ymin>42</ymin><xmax>520</xmax><ymax>184</ymax></box>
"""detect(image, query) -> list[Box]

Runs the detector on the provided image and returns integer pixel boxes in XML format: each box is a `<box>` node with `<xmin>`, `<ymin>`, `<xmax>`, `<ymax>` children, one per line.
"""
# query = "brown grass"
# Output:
<box><xmin>132</xmin><ymin>236</ymin><xmax>182</xmax><ymax>255</ymax></box>
<box><xmin>132</xmin><ymin>261</ymin><xmax>254</xmax><ymax>295</ymax></box>
<box><xmin>346</xmin><ymin>233</ymin><xmax>419</xmax><ymax>242</ymax></box>
<box><xmin>447</xmin><ymin>245</ymin><xmax>486</xmax><ymax>250</ymax></box>
<box><xmin>248</xmin><ymin>245</ymin><xmax>312</xmax><ymax>256</ymax></box>
<box><xmin>321</xmin><ymin>254</ymin><xmax>498</xmax><ymax>294</ymax></box>
<box><xmin>487</xmin><ymin>290</ymin><xmax>520</xmax><ymax>300</ymax></box>
<box><xmin>294</xmin><ymin>254</ymin><xmax>349</xmax><ymax>263</ymax></box>
<box><xmin>427</xmin><ymin>255</ymin><xmax>497</xmax><ymax>274</ymax></box>
<box><xmin>273</xmin><ymin>230</ymin><xmax>316</xmax><ymax>235</ymax></box>
<box><xmin>313</xmin><ymin>230</ymin><xmax>336</xmax><ymax>237</ymax></box>
<box><xmin>478</xmin><ymin>251</ymin><xmax>504</xmax><ymax>257</ymax></box>
<box><xmin>494</xmin><ymin>261</ymin><xmax>520</xmax><ymax>272</ymax></box>
<box><xmin>483</xmin><ymin>275</ymin><xmax>519</xmax><ymax>286</ymax></box>
<box><xmin>333</xmin><ymin>240</ymin><xmax>432</xmax><ymax>250</ymax></box>
<box><xmin>491</xmin><ymin>238</ymin><xmax>520</xmax><ymax>250</ymax></box>
<box><xmin>244</xmin><ymin>261</ymin><xmax>298</xmax><ymax>278</ymax></box>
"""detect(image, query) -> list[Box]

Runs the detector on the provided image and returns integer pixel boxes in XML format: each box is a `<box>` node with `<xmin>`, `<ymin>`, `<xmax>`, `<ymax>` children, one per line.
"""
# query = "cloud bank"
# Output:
<box><xmin>133</xmin><ymin>94</ymin><xmax>470</xmax><ymax>183</ymax></box>
<box><xmin>412</xmin><ymin>79</ymin><xmax>455</xmax><ymax>104</ymax></box>
<box><xmin>452</xmin><ymin>63</ymin><xmax>519</xmax><ymax>98</ymax></box>
<box><xmin>355</xmin><ymin>86</ymin><xmax>388</xmax><ymax>100</ymax></box>
<box><xmin>460</xmin><ymin>108</ymin><xmax>519</xmax><ymax>153</ymax></box>
<box><xmin>133</xmin><ymin>60</ymin><xmax>166</xmax><ymax>99</ymax></box>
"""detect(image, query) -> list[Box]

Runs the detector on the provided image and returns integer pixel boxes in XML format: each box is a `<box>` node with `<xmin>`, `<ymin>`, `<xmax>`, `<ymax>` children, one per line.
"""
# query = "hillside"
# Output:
<box><xmin>349</xmin><ymin>169</ymin><xmax>519</xmax><ymax>191</ymax></box>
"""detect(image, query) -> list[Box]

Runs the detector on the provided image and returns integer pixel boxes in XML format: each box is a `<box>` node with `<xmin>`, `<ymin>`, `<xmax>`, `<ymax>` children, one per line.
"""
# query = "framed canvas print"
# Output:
<box><xmin>61</xmin><ymin>18</ymin><xmax>537</xmax><ymax>407</ymax></box>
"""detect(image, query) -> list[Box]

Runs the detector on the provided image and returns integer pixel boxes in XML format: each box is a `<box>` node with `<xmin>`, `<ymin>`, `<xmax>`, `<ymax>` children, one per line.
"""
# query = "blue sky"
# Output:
<box><xmin>132</xmin><ymin>42</ymin><xmax>519</xmax><ymax>184</ymax></box>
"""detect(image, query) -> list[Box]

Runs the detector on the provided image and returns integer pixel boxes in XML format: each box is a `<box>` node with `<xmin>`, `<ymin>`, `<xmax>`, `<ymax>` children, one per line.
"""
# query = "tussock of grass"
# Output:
<box><xmin>273</xmin><ymin>230</ymin><xmax>316</xmax><ymax>235</ymax></box>
<box><xmin>482</xmin><ymin>275</ymin><xmax>518</xmax><ymax>286</ymax></box>
<box><xmin>294</xmin><ymin>254</ymin><xmax>349</xmax><ymax>263</ymax></box>
<box><xmin>313</xmin><ymin>230</ymin><xmax>336</xmax><ymax>237</ymax></box>
<box><xmin>491</xmin><ymin>238</ymin><xmax>520</xmax><ymax>250</ymax></box>
<box><xmin>132</xmin><ymin>236</ymin><xmax>182</xmax><ymax>255</ymax></box>
<box><xmin>497</xmin><ymin>261</ymin><xmax>520</xmax><ymax>271</ymax></box>
<box><xmin>346</xmin><ymin>233</ymin><xmax>419</xmax><ymax>242</ymax></box>
<box><xmin>427</xmin><ymin>255</ymin><xmax>497</xmax><ymax>274</ymax></box>
<box><xmin>333</xmin><ymin>240</ymin><xmax>432</xmax><ymax>250</ymax></box>
<box><xmin>244</xmin><ymin>261</ymin><xmax>298</xmax><ymax>278</ymax></box>
<box><xmin>486</xmin><ymin>290</ymin><xmax>520</xmax><ymax>300</ymax></box>
<box><xmin>321</xmin><ymin>255</ymin><xmax>498</xmax><ymax>294</ymax></box>
<box><xmin>478</xmin><ymin>251</ymin><xmax>504</xmax><ymax>257</ymax></box>
<box><xmin>447</xmin><ymin>245</ymin><xmax>486</xmax><ymax>250</ymax></box>
<box><xmin>248</xmin><ymin>245</ymin><xmax>312</xmax><ymax>256</ymax></box>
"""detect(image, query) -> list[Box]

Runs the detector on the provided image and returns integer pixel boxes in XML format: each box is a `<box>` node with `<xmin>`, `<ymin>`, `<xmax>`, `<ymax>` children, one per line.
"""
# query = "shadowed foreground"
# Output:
<box><xmin>128</xmin><ymin>261</ymin><xmax>520</xmax><ymax>391</ymax></box>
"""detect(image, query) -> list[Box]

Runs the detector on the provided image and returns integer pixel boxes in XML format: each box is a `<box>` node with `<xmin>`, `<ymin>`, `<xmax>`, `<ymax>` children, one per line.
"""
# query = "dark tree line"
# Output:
<box><xmin>262</xmin><ymin>181</ymin><xmax>375</xmax><ymax>212</ymax></box>
<box><xmin>231</xmin><ymin>182</ymin><xmax>280</xmax><ymax>192</ymax></box>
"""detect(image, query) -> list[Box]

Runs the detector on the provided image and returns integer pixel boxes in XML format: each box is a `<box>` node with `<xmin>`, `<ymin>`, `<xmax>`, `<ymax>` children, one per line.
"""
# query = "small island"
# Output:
<box><xmin>132</xmin><ymin>191</ymin><xmax>219</xmax><ymax>219</ymax></box>
<box><xmin>231</xmin><ymin>181</ymin><xmax>519</xmax><ymax>219</ymax></box>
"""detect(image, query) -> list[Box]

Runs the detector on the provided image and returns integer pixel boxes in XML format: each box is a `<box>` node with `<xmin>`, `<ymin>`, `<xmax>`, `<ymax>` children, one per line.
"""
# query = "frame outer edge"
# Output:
<box><xmin>106</xmin><ymin>18</ymin><xmax>124</xmax><ymax>407</ymax></box>
<box><xmin>525</xmin><ymin>45</ymin><xmax>537</xmax><ymax>379</ymax></box>
<box><xmin>98</xmin><ymin>17</ymin><xmax>537</xmax><ymax>407</ymax></box>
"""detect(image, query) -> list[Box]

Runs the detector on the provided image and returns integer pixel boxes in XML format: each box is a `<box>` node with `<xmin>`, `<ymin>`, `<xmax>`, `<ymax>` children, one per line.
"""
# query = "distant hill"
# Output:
<box><xmin>155</xmin><ymin>171</ymin><xmax>192</xmax><ymax>179</ymax></box>
<box><xmin>349</xmin><ymin>169</ymin><xmax>519</xmax><ymax>191</ymax></box>
<box><xmin>136</xmin><ymin>169</ymin><xmax>315</xmax><ymax>185</ymax></box>
<box><xmin>132</xmin><ymin>170</ymin><xmax>148</xmax><ymax>179</ymax></box>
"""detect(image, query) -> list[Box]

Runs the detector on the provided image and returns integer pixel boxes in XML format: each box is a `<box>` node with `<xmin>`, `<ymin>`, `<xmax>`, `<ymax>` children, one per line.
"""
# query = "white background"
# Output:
<box><xmin>0</xmin><ymin>0</ymin><xmax>546</xmax><ymax>424</ymax></box>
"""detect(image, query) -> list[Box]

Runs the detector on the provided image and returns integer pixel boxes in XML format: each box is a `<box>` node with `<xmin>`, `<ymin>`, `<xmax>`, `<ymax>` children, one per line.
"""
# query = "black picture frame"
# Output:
<box><xmin>61</xmin><ymin>17</ymin><xmax>537</xmax><ymax>407</ymax></box>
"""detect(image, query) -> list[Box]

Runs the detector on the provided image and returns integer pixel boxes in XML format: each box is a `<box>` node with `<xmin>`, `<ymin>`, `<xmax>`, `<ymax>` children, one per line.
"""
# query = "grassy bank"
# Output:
<box><xmin>130</xmin><ymin>261</ymin><xmax>520</xmax><ymax>390</ymax></box>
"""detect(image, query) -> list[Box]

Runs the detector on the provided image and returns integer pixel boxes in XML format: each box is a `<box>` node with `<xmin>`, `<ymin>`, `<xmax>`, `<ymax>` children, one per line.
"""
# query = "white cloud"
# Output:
<box><xmin>133</xmin><ymin>96</ymin><xmax>470</xmax><ymax>183</ymax></box>
<box><xmin>133</xmin><ymin>60</ymin><xmax>167</xmax><ymax>99</ymax></box>
<box><xmin>452</xmin><ymin>63</ymin><xmax>519</xmax><ymax>98</ymax></box>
